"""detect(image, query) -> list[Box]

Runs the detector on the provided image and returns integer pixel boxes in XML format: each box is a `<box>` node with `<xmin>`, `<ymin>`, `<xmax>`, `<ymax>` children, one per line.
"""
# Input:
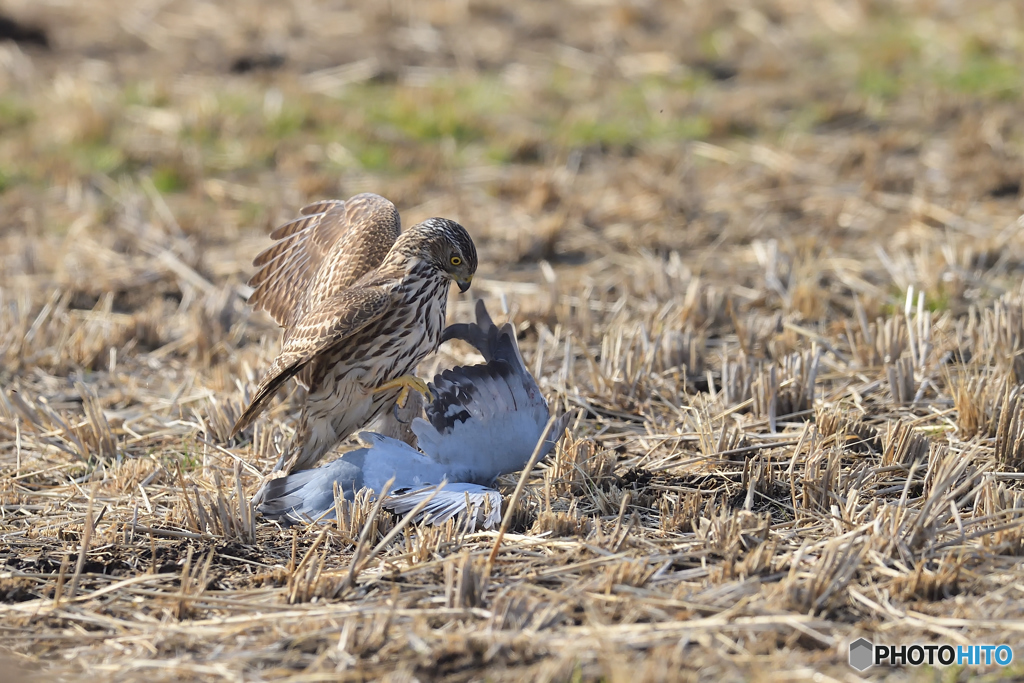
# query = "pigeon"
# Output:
<box><xmin>257</xmin><ymin>300</ymin><xmax>572</xmax><ymax>528</ymax></box>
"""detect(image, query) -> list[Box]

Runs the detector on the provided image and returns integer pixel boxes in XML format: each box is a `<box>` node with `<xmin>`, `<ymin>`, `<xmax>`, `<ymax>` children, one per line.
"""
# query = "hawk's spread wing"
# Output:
<box><xmin>231</xmin><ymin>286</ymin><xmax>392</xmax><ymax>435</ymax></box>
<box><xmin>246</xmin><ymin>193</ymin><xmax>400</xmax><ymax>328</ymax></box>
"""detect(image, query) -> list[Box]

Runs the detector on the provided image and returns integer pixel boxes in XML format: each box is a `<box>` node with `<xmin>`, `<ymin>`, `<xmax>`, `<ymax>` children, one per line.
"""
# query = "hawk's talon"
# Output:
<box><xmin>374</xmin><ymin>374</ymin><xmax>433</xmax><ymax>408</ymax></box>
<box><xmin>392</xmin><ymin>401</ymin><xmax>412</xmax><ymax>423</ymax></box>
<box><xmin>396</xmin><ymin>385</ymin><xmax>411</xmax><ymax>409</ymax></box>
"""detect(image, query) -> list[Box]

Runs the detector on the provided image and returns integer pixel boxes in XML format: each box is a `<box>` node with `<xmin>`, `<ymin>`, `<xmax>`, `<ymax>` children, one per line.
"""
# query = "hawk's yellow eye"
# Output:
<box><xmin>450</xmin><ymin>256</ymin><xmax>462</xmax><ymax>266</ymax></box>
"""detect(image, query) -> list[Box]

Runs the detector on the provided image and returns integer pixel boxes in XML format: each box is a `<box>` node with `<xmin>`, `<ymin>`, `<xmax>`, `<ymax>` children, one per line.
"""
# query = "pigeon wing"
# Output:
<box><xmin>385</xmin><ymin>483</ymin><xmax>503</xmax><ymax>530</ymax></box>
<box><xmin>441</xmin><ymin>299</ymin><xmax>527</xmax><ymax>373</ymax></box>
<box><xmin>415</xmin><ymin>301</ymin><xmax>569</xmax><ymax>481</ymax></box>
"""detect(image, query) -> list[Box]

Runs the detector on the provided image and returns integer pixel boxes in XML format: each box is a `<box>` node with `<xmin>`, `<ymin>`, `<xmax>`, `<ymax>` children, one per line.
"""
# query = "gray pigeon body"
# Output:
<box><xmin>258</xmin><ymin>300</ymin><xmax>571</xmax><ymax>527</ymax></box>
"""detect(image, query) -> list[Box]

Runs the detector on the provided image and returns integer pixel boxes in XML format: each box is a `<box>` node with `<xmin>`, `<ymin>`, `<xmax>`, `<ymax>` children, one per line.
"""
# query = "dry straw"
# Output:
<box><xmin>3</xmin><ymin>0</ymin><xmax>1024</xmax><ymax>679</ymax></box>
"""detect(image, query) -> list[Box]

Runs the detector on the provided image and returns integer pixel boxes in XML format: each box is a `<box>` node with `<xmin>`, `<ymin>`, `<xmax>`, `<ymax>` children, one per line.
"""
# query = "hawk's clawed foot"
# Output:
<box><xmin>374</xmin><ymin>374</ymin><xmax>433</xmax><ymax>407</ymax></box>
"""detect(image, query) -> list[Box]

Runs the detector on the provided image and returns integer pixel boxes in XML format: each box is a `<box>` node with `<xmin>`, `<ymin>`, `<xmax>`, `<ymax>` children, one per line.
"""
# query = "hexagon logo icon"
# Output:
<box><xmin>849</xmin><ymin>638</ymin><xmax>874</xmax><ymax>671</ymax></box>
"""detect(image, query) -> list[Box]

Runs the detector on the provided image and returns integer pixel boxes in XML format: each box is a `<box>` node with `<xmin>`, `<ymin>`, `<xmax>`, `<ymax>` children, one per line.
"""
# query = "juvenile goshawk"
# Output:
<box><xmin>231</xmin><ymin>193</ymin><xmax>477</xmax><ymax>475</ymax></box>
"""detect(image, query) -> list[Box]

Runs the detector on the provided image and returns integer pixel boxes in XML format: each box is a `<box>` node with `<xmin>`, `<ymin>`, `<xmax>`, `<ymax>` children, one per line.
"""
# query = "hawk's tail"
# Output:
<box><xmin>230</xmin><ymin>363</ymin><xmax>301</xmax><ymax>437</ymax></box>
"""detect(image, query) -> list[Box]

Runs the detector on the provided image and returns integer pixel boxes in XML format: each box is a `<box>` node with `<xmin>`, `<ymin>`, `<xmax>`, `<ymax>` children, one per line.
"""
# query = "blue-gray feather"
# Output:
<box><xmin>387</xmin><ymin>484</ymin><xmax>503</xmax><ymax>529</ymax></box>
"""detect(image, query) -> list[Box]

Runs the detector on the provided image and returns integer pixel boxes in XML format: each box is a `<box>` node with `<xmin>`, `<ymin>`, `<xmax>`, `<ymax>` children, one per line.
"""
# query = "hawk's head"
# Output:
<box><xmin>399</xmin><ymin>218</ymin><xmax>478</xmax><ymax>292</ymax></box>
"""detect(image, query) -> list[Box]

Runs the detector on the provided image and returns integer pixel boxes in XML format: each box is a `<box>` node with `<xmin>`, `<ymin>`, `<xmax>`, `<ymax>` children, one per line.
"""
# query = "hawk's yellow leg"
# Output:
<box><xmin>373</xmin><ymin>374</ymin><xmax>433</xmax><ymax>407</ymax></box>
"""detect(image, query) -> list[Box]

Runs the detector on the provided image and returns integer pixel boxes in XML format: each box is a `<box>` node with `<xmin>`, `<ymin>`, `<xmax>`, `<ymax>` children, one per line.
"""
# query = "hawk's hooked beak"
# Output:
<box><xmin>456</xmin><ymin>276</ymin><xmax>473</xmax><ymax>293</ymax></box>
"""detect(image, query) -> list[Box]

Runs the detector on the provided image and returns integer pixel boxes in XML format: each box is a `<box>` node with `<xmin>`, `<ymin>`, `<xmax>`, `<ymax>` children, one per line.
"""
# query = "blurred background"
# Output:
<box><xmin>0</xmin><ymin>0</ymin><xmax>1021</xmax><ymax>315</ymax></box>
<box><xmin>1</xmin><ymin>0</ymin><xmax>1024</xmax><ymax>442</ymax></box>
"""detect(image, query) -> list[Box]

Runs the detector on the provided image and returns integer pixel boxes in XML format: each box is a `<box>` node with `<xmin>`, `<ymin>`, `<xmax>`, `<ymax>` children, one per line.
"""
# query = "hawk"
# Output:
<box><xmin>257</xmin><ymin>300</ymin><xmax>572</xmax><ymax>528</ymax></box>
<box><xmin>231</xmin><ymin>193</ymin><xmax>477</xmax><ymax>475</ymax></box>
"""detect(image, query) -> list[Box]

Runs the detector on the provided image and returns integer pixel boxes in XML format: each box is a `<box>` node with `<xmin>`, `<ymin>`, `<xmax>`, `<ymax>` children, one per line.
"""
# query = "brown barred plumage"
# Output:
<box><xmin>232</xmin><ymin>194</ymin><xmax>477</xmax><ymax>475</ymax></box>
<box><xmin>247</xmin><ymin>193</ymin><xmax>401</xmax><ymax>331</ymax></box>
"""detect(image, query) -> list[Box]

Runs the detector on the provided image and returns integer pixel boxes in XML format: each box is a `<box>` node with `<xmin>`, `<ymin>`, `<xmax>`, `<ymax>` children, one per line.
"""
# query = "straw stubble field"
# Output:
<box><xmin>2</xmin><ymin>0</ymin><xmax>1024</xmax><ymax>680</ymax></box>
